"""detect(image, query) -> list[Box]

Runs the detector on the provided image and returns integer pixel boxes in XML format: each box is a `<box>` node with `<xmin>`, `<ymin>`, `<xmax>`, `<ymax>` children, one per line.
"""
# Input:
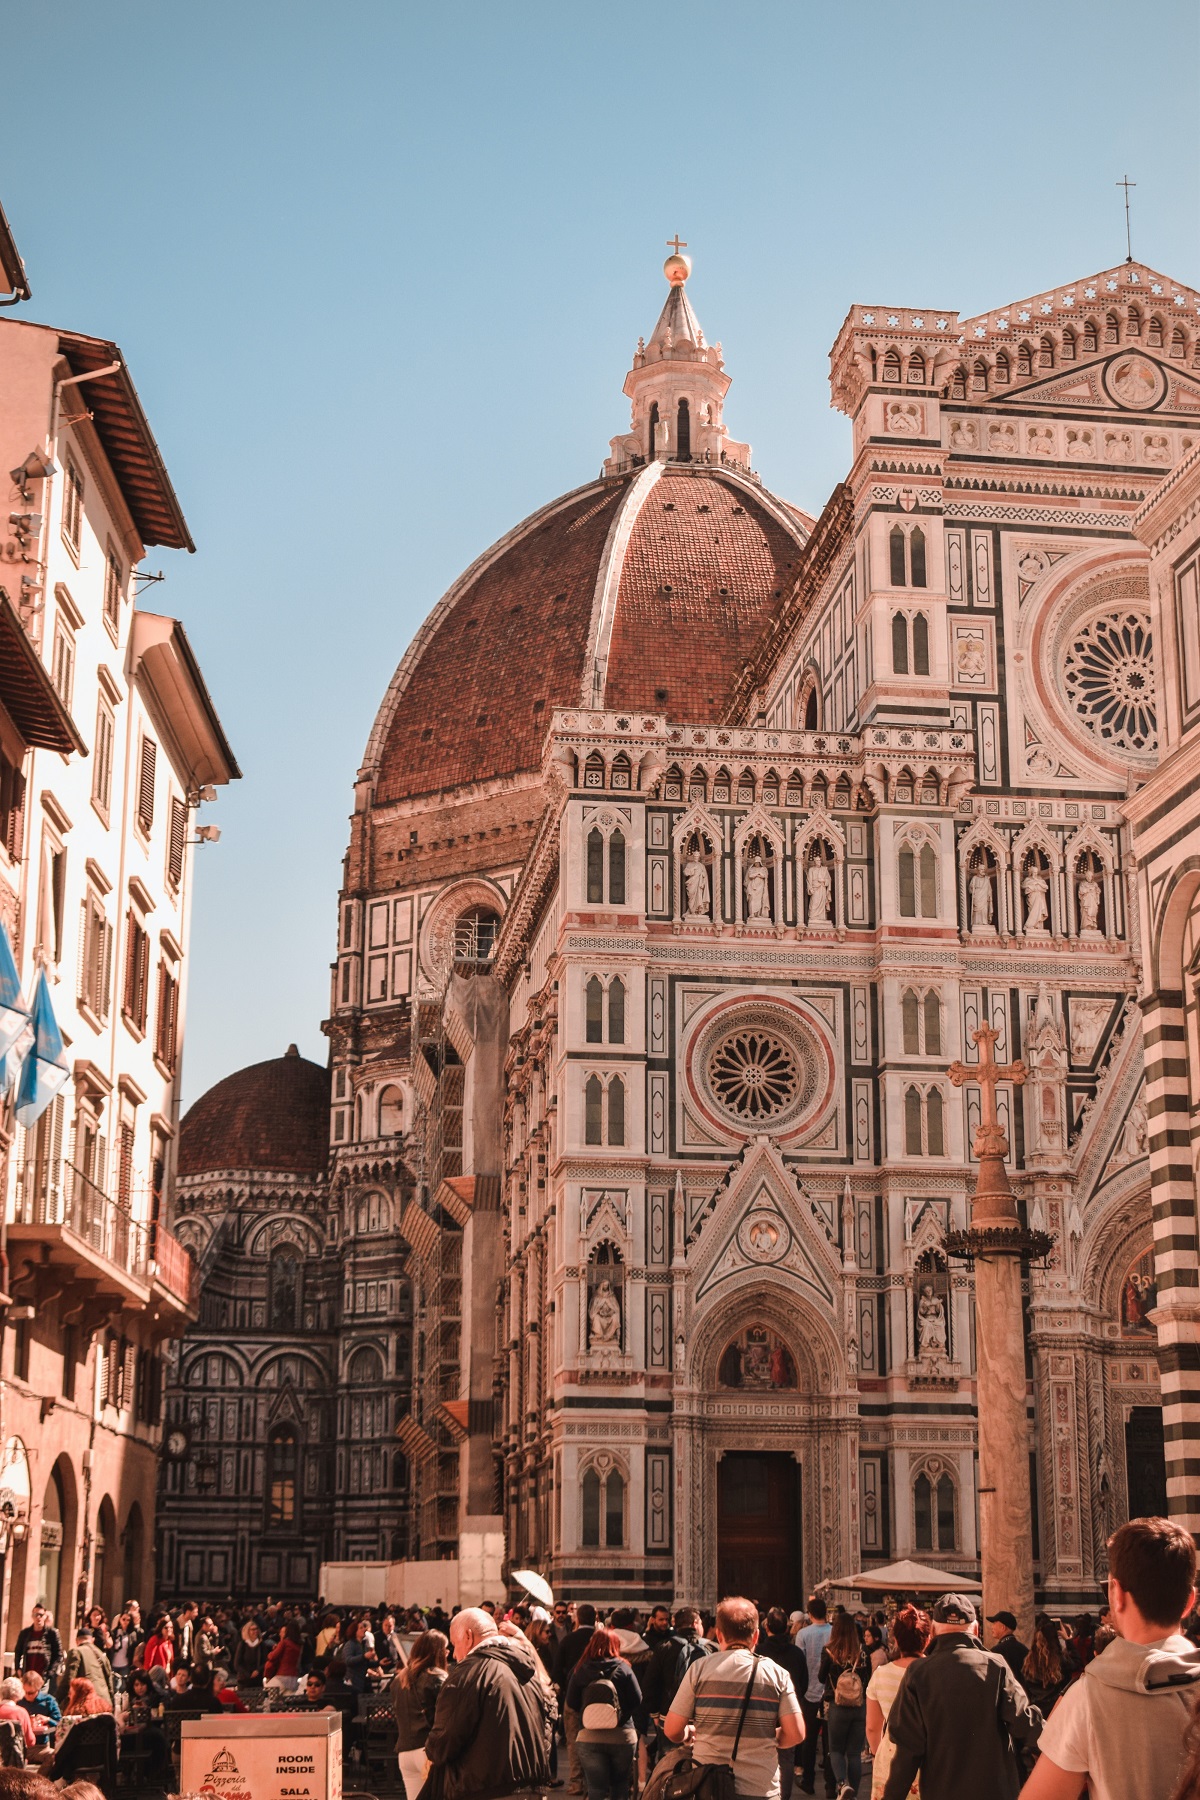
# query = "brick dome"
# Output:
<box><xmin>365</xmin><ymin>463</ymin><xmax>810</xmax><ymax>806</ymax></box>
<box><xmin>179</xmin><ymin>1046</ymin><xmax>329</xmax><ymax>1177</ymax></box>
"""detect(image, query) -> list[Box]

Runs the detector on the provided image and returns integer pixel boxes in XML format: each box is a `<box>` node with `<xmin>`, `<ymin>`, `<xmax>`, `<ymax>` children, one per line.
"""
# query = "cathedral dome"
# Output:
<box><xmin>179</xmin><ymin>1045</ymin><xmax>330</xmax><ymax>1177</ymax></box>
<box><xmin>362</xmin><ymin>259</ymin><xmax>812</xmax><ymax>809</ymax></box>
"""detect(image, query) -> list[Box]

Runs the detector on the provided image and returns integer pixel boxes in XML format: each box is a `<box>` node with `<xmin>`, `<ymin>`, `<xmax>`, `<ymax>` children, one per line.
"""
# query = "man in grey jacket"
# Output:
<box><xmin>1020</xmin><ymin>1516</ymin><xmax>1200</xmax><ymax>1800</ymax></box>
<box><xmin>881</xmin><ymin>1594</ymin><xmax>1042</xmax><ymax>1800</ymax></box>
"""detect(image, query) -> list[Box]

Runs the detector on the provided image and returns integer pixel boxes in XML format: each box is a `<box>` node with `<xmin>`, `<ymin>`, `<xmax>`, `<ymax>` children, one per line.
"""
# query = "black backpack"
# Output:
<box><xmin>581</xmin><ymin>1675</ymin><xmax>620</xmax><ymax>1730</ymax></box>
<box><xmin>671</xmin><ymin>1635</ymin><xmax>710</xmax><ymax>1702</ymax></box>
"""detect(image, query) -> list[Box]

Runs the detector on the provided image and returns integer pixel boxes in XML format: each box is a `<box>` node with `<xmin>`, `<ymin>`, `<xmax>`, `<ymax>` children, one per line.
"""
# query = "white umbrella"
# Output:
<box><xmin>821</xmin><ymin>1559</ymin><xmax>983</xmax><ymax>1593</ymax></box>
<box><xmin>511</xmin><ymin>1568</ymin><xmax>554</xmax><ymax>1607</ymax></box>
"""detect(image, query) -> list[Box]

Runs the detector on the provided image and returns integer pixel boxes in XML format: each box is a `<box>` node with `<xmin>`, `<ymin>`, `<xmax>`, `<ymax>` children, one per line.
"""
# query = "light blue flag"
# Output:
<box><xmin>0</xmin><ymin>922</ymin><xmax>29</xmax><ymax>1061</ymax></box>
<box><xmin>14</xmin><ymin>968</ymin><xmax>69</xmax><ymax>1127</ymax></box>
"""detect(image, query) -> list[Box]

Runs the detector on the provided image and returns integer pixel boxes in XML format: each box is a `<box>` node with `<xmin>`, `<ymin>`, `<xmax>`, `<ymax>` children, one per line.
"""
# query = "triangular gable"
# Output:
<box><xmin>959</xmin><ymin>261</ymin><xmax>1200</xmax><ymax>346</ymax></box>
<box><xmin>689</xmin><ymin>1136</ymin><xmax>840</xmax><ymax>1310</ymax></box>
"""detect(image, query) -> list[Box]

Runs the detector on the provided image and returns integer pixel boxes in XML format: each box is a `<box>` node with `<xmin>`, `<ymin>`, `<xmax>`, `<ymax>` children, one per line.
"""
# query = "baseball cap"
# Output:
<box><xmin>930</xmin><ymin>1593</ymin><xmax>978</xmax><ymax>1624</ymax></box>
<box><xmin>986</xmin><ymin>1610</ymin><xmax>1018</xmax><ymax>1631</ymax></box>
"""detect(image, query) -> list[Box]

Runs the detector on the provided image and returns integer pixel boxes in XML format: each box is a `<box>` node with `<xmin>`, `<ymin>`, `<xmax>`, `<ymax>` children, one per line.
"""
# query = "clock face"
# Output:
<box><xmin>165</xmin><ymin>1429</ymin><xmax>189</xmax><ymax>1460</ymax></box>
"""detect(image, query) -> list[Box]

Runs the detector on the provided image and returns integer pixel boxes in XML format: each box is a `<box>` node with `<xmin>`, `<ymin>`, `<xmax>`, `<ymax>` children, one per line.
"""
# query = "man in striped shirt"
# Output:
<box><xmin>664</xmin><ymin>1597</ymin><xmax>805</xmax><ymax>1800</ymax></box>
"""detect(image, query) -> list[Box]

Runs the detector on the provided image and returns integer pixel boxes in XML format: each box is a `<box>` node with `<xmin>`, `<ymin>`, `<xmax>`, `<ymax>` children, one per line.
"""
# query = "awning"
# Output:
<box><xmin>822</xmin><ymin>1559</ymin><xmax>983</xmax><ymax>1593</ymax></box>
<box><xmin>0</xmin><ymin>591</ymin><xmax>86</xmax><ymax>754</ymax></box>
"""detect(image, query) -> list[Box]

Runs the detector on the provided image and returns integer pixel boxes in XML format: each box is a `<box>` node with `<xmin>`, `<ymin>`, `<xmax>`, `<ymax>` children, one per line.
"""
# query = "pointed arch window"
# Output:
<box><xmin>1148</xmin><ymin>315</ymin><xmax>1164</xmax><ymax>348</ymax></box>
<box><xmin>892</xmin><ymin>612</ymin><xmax>910</xmax><ymax>675</ymax></box>
<box><xmin>267</xmin><ymin>1427</ymin><xmax>298</xmax><ymax>1529</ymax></box>
<box><xmin>902</xmin><ymin>990</ymin><xmax>921</xmax><ymax>1055</ymax></box>
<box><xmin>804</xmin><ymin>688</ymin><xmax>819</xmax><ymax>730</ymax></box>
<box><xmin>587</xmin><ymin>829</ymin><xmax>604</xmax><ymax>903</ymax></box>
<box><xmin>904</xmin><ymin>1086</ymin><xmax>924</xmax><ymax>1155</ymax></box>
<box><xmin>898</xmin><ymin>845</ymin><xmax>917</xmax><ymax>917</ymax></box>
<box><xmin>923</xmin><ymin>991</ymin><xmax>942</xmax><ymax>1056</ymax></box>
<box><xmin>890</xmin><ymin>526</ymin><xmax>907</xmax><ymax>588</ymax></box>
<box><xmin>926</xmin><ymin>1088</ymin><xmax>945</xmax><ymax>1156</ymax></box>
<box><xmin>919</xmin><ymin>842</ymin><xmax>938</xmax><ymax>916</ymax></box>
<box><xmin>608</xmin><ymin>831</ymin><xmax>626</xmax><ymax>905</ymax></box>
<box><xmin>912</xmin><ymin>611</ymin><xmax>930</xmax><ymax>676</ymax></box>
<box><xmin>971</xmin><ymin>359</ymin><xmax>988</xmax><ymax>393</ymax></box>
<box><xmin>584</xmin><ymin>751</ymin><xmax>605</xmax><ymax>789</ymax></box>
<box><xmin>270</xmin><ymin>1250</ymin><xmax>301</xmax><ymax>1332</ymax></box>
<box><xmin>883</xmin><ymin>348</ymin><xmax>902</xmax><ymax>382</ymax></box>
<box><xmin>1039</xmin><ymin>335</ymin><xmax>1055</xmax><ymax>370</ymax></box>
<box><xmin>910</xmin><ymin>529</ymin><xmax>927</xmax><ymax>589</ymax></box>
<box><xmin>994</xmin><ymin>351</ymin><xmax>1011</xmax><ymax>385</ymax></box>
<box><xmin>647</xmin><ymin>401</ymin><xmax>659</xmax><ymax>462</ymax></box>
<box><xmin>607</xmin><ymin>1077</ymin><xmax>625</xmax><ymax>1147</ymax></box>
<box><xmin>676</xmin><ymin>398</ymin><xmax>691</xmax><ymax>461</ymax></box>
<box><xmin>605</xmin><ymin>1469</ymin><xmax>625</xmax><ymax>1545</ymax></box>
<box><xmin>1171</xmin><ymin>326</ymin><xmax>1188</xmax><ymax>361</ymax></box>
<box><xmin>1126</xmin><ymin>305</ymin><xmax>1142</xmax><ymax>339</ymax></box>
<box><xmin>1105</xmin><ymin>311</ymin><xmax>1120</xmax><ymax>345</ymax></box>
<box><xmin>610</xmin><ymin>753</ymin><xmax>632</xmax><ymax>791</ymax></box>
<box><xmin>1083</xmin><ymin>319</ymin><xmax>1099</xmax><ymax>353</ymax></box>
<box><xmin>1061</xmin><ymin>326</ymin><xmax>1077</xmax><ymax>361</ymax></box>
<box><xmin>914</xmin><ymin>1469</ymin><xmax>957</xmax><ymax>1550</ymax></box>
<box><xmin>582</xmin><ymin>1468</ymin><xmax>601</xmax><ymax>1546</ymax></box>
<box><xmin>950</xmin><ymin>366</ymin><xmax>967</xmax><ymax>400</ymax></box>
<box><xmin>608</xmin><ymin>978</ymin><xmax>625</xmax><ymax>1045</ymax></box>
<box><xmin>586</xmin><ymin>977</ymin><xmax>604</xmax><ymax>1044</ymax></box>
<box><xmin>584</xmin><ymin>1076</ymin><xmax>603</xmax><ymax>1145</ymax></box>
<box><xmin>1018</xmin><ymin>342</ymin><xmax>1034</xmax><ymax>377</ymax></box>
<box><xmin>907</xmin><ymin>351</ymin><xmax>926</xmax><ymax>385</ymax></box>
<box><xmin>581</xmin><ymin>1465</ymin><xmax>625</xmax><ymax>1548</ymax></box>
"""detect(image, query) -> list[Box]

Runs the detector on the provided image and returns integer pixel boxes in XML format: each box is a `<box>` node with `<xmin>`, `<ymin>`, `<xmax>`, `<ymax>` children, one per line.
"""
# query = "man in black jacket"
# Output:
<box><xmin>14</xmin><ymin>1606</ymin><xmax>62</xmax><ymax>1684</ymax></box>
<box><xmin>985</xmin><ymin>1612</ymin><xmax>1029</xmax><ymax>1686</ymax></box>
<box><xmin>425</xmin><ymin>1609</ymin><xmax>554</xmax><ymax>1800</ymax></box>
<box><xmin>881</xmin><ymin>1594</ymin><xmax>1042</xmax><ymax>1800</ymax></box>
<box><xmin>761</xmin><ymin>1608</ymin><xmax>809</xmax><ymax>1800</ymax></box>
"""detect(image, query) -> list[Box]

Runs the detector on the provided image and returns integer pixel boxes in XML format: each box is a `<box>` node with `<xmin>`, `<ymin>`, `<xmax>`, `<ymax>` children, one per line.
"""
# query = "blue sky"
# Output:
<box><xmin>5</xmin><ymin>1</ymin><xmax>1198</xmax><ymax>1103</ymax></box>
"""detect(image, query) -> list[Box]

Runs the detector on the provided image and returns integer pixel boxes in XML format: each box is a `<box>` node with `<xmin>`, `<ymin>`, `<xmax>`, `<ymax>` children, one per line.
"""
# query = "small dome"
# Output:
<box><xmin>179</xmin><ymin>1049</ymin><xmax>330</xmax><ymax>1177</ymax></box>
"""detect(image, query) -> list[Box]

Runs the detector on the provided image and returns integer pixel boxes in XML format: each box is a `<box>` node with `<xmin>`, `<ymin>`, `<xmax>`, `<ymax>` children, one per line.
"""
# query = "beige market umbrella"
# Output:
<box><xmin>821</xmin><ymin>1559</ymin><xmax>983</xmax><ymax>1593</ymax></box>
<box><xmin>511</xmin><ymin>1569</ymin><xmax>554</xmax><ymax>1607</ymax></box>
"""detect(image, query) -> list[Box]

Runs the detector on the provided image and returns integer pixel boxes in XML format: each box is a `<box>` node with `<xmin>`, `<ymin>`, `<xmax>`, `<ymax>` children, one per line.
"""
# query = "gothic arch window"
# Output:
<box><xmin>762</xmin><ymin>769</ymin><xmax>780</xmax><ymax>805</ymax></box>
<box><xmin>1039</xmin><ymin>335</ymin><xmax>1055</xmax><ymax>370</ymax></box>
<box><xmin>586</xmin><ymin>976</ymin><xmax>604</xmax><ymax>1043</ymax></box>
<box><xmin>1126</xmin><ymin>305</ymin><xmax>1142</xmax><ymax>339</ymax></box>
<box><xmin>905</xmin><ymin>1086</ymin><xmax>945</xmax><ymax>1156</ymax></box>
<box><xmin>926</xmin><ymin>1087</ymin><xmax>945</xmax><ymax>1155</ymax></box>
<box><xmin>1083</xmin><ymin>319</ymin><xmax>1099</xmax><ymax>353</ymax></box>
<box><xmin>608</xmin><ymin>978</ymin><xmax>625</xmax><ymax>1045</ymax></box>
<box><xmin>910</xmin><ymin>529</ymin><xmax>927</xmax><ymax>590</ymax></box>
<box><xmin>1018</xmin><ymin>342</ymin><xmax>1034</xmax><ymax>377</ymax></box>
<box><xmin>913</xmin><ymin>1463</ymin><xmax>957</xmax><ymax>1552</ymax></box>
<box><xmin>923</xmin><ymin>991</ymin><xmax>942</xmax><ymax>1056</ymax></box>
<box><xmin>883</xmin><ymin>348</ymin><xmax>902</xmax><ymax>382</ymax></box>
<box><xmin>920</xmin><ymin>768</ymin><xmax>940</xmax><ymax>806</ymax></box>
<box><xmin>348</xmin><ymin>1344</ymin><xmax>383</xmax><ymax>1384</ymax></box>
<box><xmin>904</xmin><ymin>1085</ymin><xmax>923</xmax><ymax>1154</ymax></box>
<box><xmin>581</xmin><ymin>1461</ymin><xmax>626</xmax><ymax>1548</ymax></box>
<box><xmin>804</xmin><ymin>686</ymin><xmax>819</xmax><ymax>729</ymax></box>
<box><xmin>713</xmin><ymin>766</ymin><xmax>732</xmax><ymax>802</ymax></box>
<box><xmin>648</xmin><ymin>401</ymin><xmax>659</xmax><ymax>461</ymax></box>
<box><xmin>890</xmin><ymin>526</ymin><xmax>907</xmax><ymax>589</ymax></box>
<box><xmin>584</xmin><ymin>751</ymin><xmax>605</xmax><ymax>790</ymax></box>
<box><xmin>581</xmin><ymin>1468</ymin><xmax>602</xmax><ymax>1545</ymax></box>
<box><xmin>902</xmin><ymin>989</ymin><xmax>920</xmax><ymax>1055</ymax></box>
<box><xmin>357</xmin><ymin>1190</ymin><xmax>391</xmax><ymax>1235</ymax></box>
<box><xmin>607</xmin><ymin>1077</ymin><xmax>625</xmax><ymax>1147</ymax></box>
<box><xmin>1171</xmin><ymin>326</ymin><xmax>1189</xmax><ymax>361</ymax></box>
<box><xmin>902</xmin><ymin>988</ymin><xmax>942</xmax><ymax>1056</ymax></box>
<box><xmin>971</xmin><ymin>358</ymin><xmax>988</xmax><ymax>393</ymax></box>
<box><xmin>1105</xmin><ymin>311</ymin><xmax>1120</xmax><ymax>345</ymax></box>
<box><xmin>1148</xmin><ymin>315</ymin><xmax>1164</xmax><ymax>349</ymax></box>
<box><xmin>892</xmin><ymin>611</ymin><xmax>909</xmax><ymax>674</ymax></box>
<box><xmin>663</xmin><ymin>764</ymin><xmax>684</xmax><ymax>801</ymax></box>
<box><xmin>893</xmin><ymin>766</ymin><xmax>915</xmax><ymax>805</ymax></box>
<box><xmin>899</xmin><ymin>839</ymin><xmax>939</xmax><ymax>919</ymax></box>
<box><xmin>736</xmin><ymin>768</ymin><xmax>756</xmax><ymax>804</ymax></box>
<box><xmin>907</xmin><ymin>351</ymin><xmax>926</xmax><ymax>385</ymax></box>
<box><xmin>270</xmin><ymin>1249</ymin><xmax>302</xmax><ymax>1332</ymax></box>
<box><xmin>586</xmin><ymin>829</ymin><xmax>604</xmax><ymax>903</ymax></box>
<box><xmin>688</xmin><ymin>765</ymin><xmax>707</xmax><ymax>802</ymax></box>
<box><xmin>950</xmin><ymin>366</ymin><xmax>967</xmax><ymax>400</ymax></box>
<box><xmin>676</xmin><ymin>397</ymin><xmax>691</xmax><ymax>461</ymax></box>
<box><xmin>994</xmin><ymin>351</ymin><xmax>1011</xmax><ymax>385</ymax></box>
<box><xmin>1061</xmin><ymin>326</ymin><xmax>1077</xmax><ymax>361</ymax></box>
<box><xmin>378</xmin><ymin>1084</ymin><xmax>405</xmax><ymax>1137</ymax></box>
<box><xmin>611</xmin><ymin>753</ymin><xmax>632</xmax><ymax>791</ymax></box>
<box><xmin>584</xmin><ymin>1075</ymin><xmax>603</xmax><ymax>1145</ymax></box>
<box><xmin>912</xmin><ymin>611</ymin><xmax>930</xmax><ymax>675</ymax></box>
<box><xmin>608</xmin><ymin>831</ymin><xmax>626</xmax><ymax>905</ymax></box>
<box><xmin>267</xmin><ymin>1427</ymin><xmax>298</xmax><ymax>1530</ymax></box>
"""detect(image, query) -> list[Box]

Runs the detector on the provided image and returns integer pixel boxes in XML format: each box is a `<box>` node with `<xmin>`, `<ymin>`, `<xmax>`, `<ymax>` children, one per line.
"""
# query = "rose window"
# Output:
<box><xmin>708</xmin><ymin>1030</ymin><xmax>799</xmax><ymax>1120</ymax></box>
<box><xmin>1061</xmin><ymin>610</ymin><xmax>1156</xmax><ymax>755</ymax></box>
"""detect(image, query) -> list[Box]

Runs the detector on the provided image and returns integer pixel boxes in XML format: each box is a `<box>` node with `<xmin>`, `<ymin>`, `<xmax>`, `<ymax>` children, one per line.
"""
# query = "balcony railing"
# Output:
<box><xmin>13</xmin><ymin>1162</ymin><xmax>149</xmax><ymax>1285</ymax></box>
<box><xmin>151</xmin><ymin>1225</ymin><xmax>198</xmax><ymax>1309</ymax></box>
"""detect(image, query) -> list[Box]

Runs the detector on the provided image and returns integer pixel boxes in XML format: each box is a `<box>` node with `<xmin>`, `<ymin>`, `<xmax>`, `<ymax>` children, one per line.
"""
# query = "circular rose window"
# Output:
<box><xmin>687</xmin><ymin>1000</ymin><xmax>834</xmax><ymax>1140</ymax></box>
<box><xmin>1061</xmin><ymin>609</ymin><xmax>1156</xmax><ymax>755</ymax></box>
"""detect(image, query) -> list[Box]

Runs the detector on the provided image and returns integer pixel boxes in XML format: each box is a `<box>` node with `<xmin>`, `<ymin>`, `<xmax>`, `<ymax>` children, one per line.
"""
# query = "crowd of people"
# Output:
<box><xmin>2</xmin><ymin>1516</ymin><xmax>1200</xmax><ymax>1800</ymax></box>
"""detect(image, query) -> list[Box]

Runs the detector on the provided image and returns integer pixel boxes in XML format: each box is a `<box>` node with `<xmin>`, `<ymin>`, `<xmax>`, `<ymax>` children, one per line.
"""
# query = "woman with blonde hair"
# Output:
<box><xmin>391</xmin><ymin>1630</ymin><xmax>449</xmax><ymax>1800</ymax></box>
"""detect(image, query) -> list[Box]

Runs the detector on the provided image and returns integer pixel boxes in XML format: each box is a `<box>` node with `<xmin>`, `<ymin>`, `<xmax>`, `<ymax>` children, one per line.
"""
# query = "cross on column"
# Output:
<box><xmin>666</xmin><ymin>235</ymin><xmax>688</xmax><ymax>255</ymax></box>
<box><xmin>1117</xmin><ymin>175</ymin><xmax>1136</xmax><ymax>263</ymax></box>
<box><xmin>949</xmin><ymin>1023</ymin><xmax>1026</xmax><ymax>1158</ymax></box>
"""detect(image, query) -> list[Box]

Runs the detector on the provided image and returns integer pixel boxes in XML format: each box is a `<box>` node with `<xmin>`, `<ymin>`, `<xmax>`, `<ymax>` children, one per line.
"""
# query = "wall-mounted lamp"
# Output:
<box><xmin>10</xmin><ymin>449</ymin><xmax>55</xmax><ymax>500</ymax></box>
<box><xmin>192</xmin><ymin>826</ymin><xmax>220</xmax><ymax>844</ymax></box>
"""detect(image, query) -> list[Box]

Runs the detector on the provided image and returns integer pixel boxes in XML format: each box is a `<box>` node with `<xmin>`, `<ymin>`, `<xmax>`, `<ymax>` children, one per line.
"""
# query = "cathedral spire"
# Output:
<box><xmin>604</xmin><ymin>246</ymin><xmax>752</xmax><ymax>477</ymax></box>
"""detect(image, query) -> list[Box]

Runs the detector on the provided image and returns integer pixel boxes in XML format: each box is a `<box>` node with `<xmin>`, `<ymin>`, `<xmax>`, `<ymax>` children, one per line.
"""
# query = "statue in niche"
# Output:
<box><xmin>969</xmin><ymin>864</ymin><xmax>994</xmax><ymax>932</ymax></box>
<box><xmin>683</xmin><ymin>843</ymin><xmax>710</xmax><ymax>917</ymax></box>
<box><xmin>806</xmin><ymin>854</ymin><xmax>832</xmax><ymax>925</ymax></box>
<box><xmin>744</xmin><ymin>853</ymin><xmax>770</xmax><ymax>920</ymax></box>
<box><xmin>1023</xmin><ymin>864</ymin><xmax>1050</xmax><ymax>933</ymax></box>
<box><xmin>916</xmin><ymin>1282</ymin><xmax>948</xmax><ymax>1358</ymax></box>
<box><xmin>1077</xmin><ymin>869</ymin><xmax>1102</xmax><ymax>934</ymax></box>
<box><xmin>1122</xmin><ymin>1097</ymin><xmax>1148</xmax><ymax>1160</ymax></box>
<box><xmin>588</xmin><ymin>1279</ymin><xmax>621</xmax><ymax>1348</ymax></box>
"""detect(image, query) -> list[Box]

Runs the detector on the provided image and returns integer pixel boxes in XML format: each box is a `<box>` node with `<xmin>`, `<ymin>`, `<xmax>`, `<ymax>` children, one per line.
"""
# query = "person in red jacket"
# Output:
<box><xmin>265</xmin><ymin>1621</ymin><xmax>305</xmax><ymax>1693</ymax></box>
<box><xmin>142</xmin><ymin>1617</ymin><xmax>175</xmax><ymax>1685</ymax></box>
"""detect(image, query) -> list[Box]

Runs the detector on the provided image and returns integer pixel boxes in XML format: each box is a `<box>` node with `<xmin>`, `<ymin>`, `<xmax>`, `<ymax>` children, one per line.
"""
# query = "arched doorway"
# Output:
<box><xmin>121</xmin><ymin>1503</ymin><xmax>145</xmax><ymax>1607</ymax></box>
<box><xmin>38</xmin><ymin>1457</ymin><xmax>78</xmax><ymax>1627</ymax></box>
<box><xmin>93</xmin><ymin>1497</ymin><xmax>117</xmax><ymax>1619</ymax></box>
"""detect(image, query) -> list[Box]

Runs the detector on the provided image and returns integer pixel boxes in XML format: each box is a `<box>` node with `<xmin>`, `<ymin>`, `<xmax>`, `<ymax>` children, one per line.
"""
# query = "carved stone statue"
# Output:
<box><xmin>683</xmin><ymin>845</ymin><xmax>710</xmax><ymax>917</ymax></box>
<box><xmin>744</xmin><ymin>854</ymin><xmax>770</xmax><ymax>920</ymax></box>
<box><xmin>806</xmin><ymin>856</ymin><xmax>832</xmax><ymax>925</ymax></box>
<box><xmin>916</xmin><ymin>1282</ymin><xmax>948</xmax><ymax>1358</ymax></box>
<box><xmin>1122</xmin><ymin>1098</ymin><xmax>1148</xmax><ymax>1160</ymax></box>
<box><xmin>588</xmin><ymin>1279</ymin><xmax>621</xmax><ymax>1348</ymax></box>
<box><xmin>1077</xmin><ymin>870</ymin><xmax>1102</xmax><ymax>934</ymax></box>
<box><xmin>969</xmin><ymin>867</ymin><xmax>994</xmax><ymax>932</ymax></box>
<box><xmin>1022</xmin><ymin>866</ymin><xmax>1049</xmax><ymax>933</ymax></box>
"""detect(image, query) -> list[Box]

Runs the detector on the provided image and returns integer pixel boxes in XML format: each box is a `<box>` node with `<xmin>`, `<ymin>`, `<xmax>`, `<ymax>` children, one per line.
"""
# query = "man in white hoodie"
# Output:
<box><xmin>1021</xmin><ymin>1515</ymin><xmax>1200</xmax><ymax>1800</ymax></box>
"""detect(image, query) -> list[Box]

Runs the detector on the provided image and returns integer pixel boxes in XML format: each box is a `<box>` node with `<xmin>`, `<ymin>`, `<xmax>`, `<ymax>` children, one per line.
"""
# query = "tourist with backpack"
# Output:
<box><xmin>817</xmin><ymin>1612</ymin><xmax>870</xmax><ymax>1800</ymax></box>
<box><xmin>642</xmin><ymin>1609</ymin><xmax>714</xmax><ymax>1741</ymax></box>
<box><xmin>564</xmin><ymin>1626</ymin><xmax>643</xmax><ymax>1800</ymax></box>
<box><xmin>662</xmin><ymin>1595</ymin><xmax>804</xmax><ymax>1800</ymax></box>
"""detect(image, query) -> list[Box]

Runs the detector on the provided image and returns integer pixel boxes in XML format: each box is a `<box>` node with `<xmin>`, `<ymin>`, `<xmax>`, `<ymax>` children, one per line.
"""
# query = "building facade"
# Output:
<box><xmin>155</xmin><ymin>1048</ymin><xmax>413</xmax><ymax>1599</ymax></box>
<box><xmin>0</xmin><ymin>215</ymin><xmax>237</xmax><ymax>1639</ymax></box>
<box><xmin>187</xmin><ymin>251</ymin><xmax>1200</xmax><ymax>1608</ymax></box>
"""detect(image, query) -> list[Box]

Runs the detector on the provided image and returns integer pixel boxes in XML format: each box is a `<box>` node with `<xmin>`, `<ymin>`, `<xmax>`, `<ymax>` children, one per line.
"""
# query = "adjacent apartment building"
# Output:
<box><xmin>0</xmin><ymin>198</ymin><xmax>238</xmax><ymax>1643</ymax></box>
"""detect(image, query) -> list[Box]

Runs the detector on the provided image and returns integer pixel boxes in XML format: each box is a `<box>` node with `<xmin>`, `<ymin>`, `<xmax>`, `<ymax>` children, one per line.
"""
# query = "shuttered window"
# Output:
<box><xmin>51</xmin><ymin>624</ymin><xmax>75</xmax><ymax>709</ymax></box>
<box><xmin>0</xmin><ymin>752</ymin><xmax>24</xmax><ymax>861</ymax></box>
<box><xmin>167</xmin><ymin>796</ymin><xmax>187</xmax><ymax>889</ymax></box>
<box><xmin>62</xmin><ymin>458</ymin><xmax>84</xmax><ymax>552</ymax></box>
<box><xmin>78</xmin><ymin>890</ymin><xmax>113</xmax><ymax>1021</ymax></box>
<box><xmin>122</xmin><ymin>910</ymin><xmax>150</xmax><ymax>1031</ymax></box>
<box><xmin>103</xmin><ymin>545</ymin><xmax>122</xmax><ymax>626</ymax></box>
<box><xmin>155</xmin><ymin>960</ymin><xmax>179</xmax><ymax>1071</ymax></box>
<box><xmin>137</xmin><ymin>736</ymin><xmax>157</xmax><ymax>834</ymax></box>
<box><xmin>92</xmin><ymin>695</ymin><xmax>115</xmax><ymax>816</ymax></box>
